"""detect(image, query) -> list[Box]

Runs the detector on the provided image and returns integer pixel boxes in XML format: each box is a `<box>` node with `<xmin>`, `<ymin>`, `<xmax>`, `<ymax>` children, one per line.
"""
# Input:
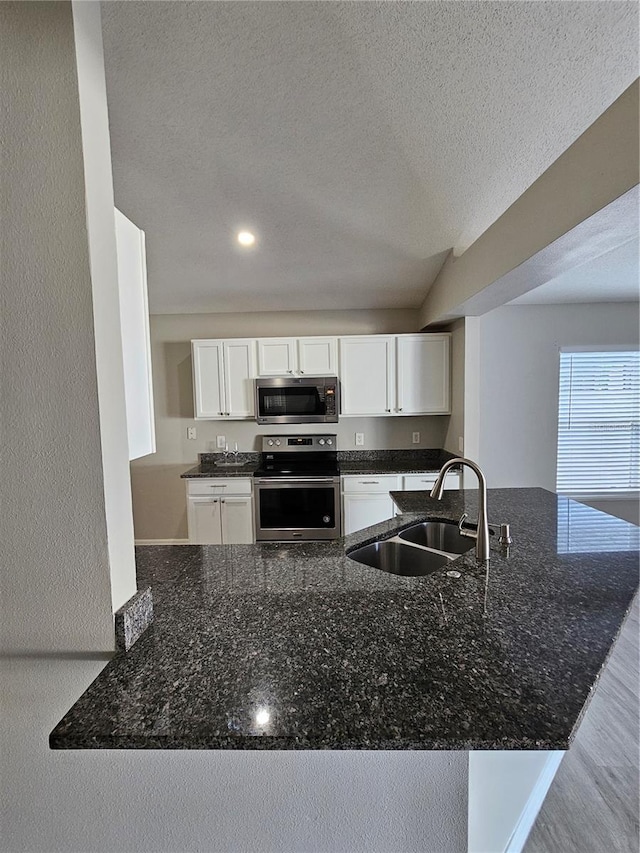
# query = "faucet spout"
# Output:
<box><xmin>430</xmin><ymin>457</ymin><xmax>490</xmax><ymax>562</ymax></box>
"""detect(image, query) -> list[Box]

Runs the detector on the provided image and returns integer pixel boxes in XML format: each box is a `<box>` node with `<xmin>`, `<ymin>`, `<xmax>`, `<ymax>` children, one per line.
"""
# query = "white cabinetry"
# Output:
<box><xmin>339</xmin><ymin>333</ymin><xmax>450</xmax><ymax>416</ymax></box>
<box><xmin>114</xmin><ymin>208</ymin><xmax>155</xmax><ymax>459</ymax></box>
<box><xmin>257</xmin><ymin>336</ymin><xmax>337</xmax><ymax>376</ymax></box>
<box><xmin>298</xmin><ymin>337</ymin><xmax>338</xmax><ymax>375</ymax></box>
<box><xmin>339</xmin><ymin>336</ymin><xmax>395</xmax><ymax>415</ymax></box>
<box><xmin>342</xmin><ymin>469</ymin><xmax>461</xmax><ymax>535</ymax></box>
<box><xmin>192</xmin><ymin>339</ymin><xmax>257</xmax><ymax>419</ymax></box>
<box><xmin>396</xmin><ymin>334</ymin><xmax>450</xmax><ymax>415</ymax></box>
<box><xmin>402</xmin><ymin>471</ymin><xmax>460</xmax><ymax>491</ymax></box>
<box><xmin>186</xmin><ymin>478</ymin><xmax>254</xmax><ymax>544</ymax></box>
<box><xmin>342</xmin><ymin>474</ymin><xmax>399</xmax><ymax>535</ymax></box>
<box><xmin>191</xmin><ymin>332</ymin><xmax>448</xmax><ymax>419</ymax></box>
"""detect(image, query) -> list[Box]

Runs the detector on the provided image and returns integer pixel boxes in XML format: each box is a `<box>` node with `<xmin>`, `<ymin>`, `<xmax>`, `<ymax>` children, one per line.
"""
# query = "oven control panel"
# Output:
<box><xmin>261</xmin><ymin>434</ymin><xmax>337</xmax><ymax>452</ymax></box>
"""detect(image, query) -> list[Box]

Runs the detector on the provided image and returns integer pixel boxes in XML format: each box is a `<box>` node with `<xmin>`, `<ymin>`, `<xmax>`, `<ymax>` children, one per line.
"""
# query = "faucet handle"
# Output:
<box><xmin>458</xmin><ymin>513</ymin><xmax>476</xmax><ymax>539</ymax></box>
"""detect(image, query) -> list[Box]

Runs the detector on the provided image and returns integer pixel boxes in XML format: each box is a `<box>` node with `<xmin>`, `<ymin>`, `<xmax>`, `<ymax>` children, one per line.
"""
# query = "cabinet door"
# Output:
<box><xmin>297</xmin><ymin>337</ymin><xmax>337</xmax><ymax>376</ymax></box>
<box><xmin>115</xmin><ymin>209</ymin><xmax>155</xmax><ymax>459</ymax></box>
<box><xmin>257</xmin><ymin>339</ymin><xmax>296</xmax><ymax>375</ymax></box>
<box><xmin>220</xmin><ymin>496</ymin><xmax>254</xmax><ymax>544</ymax></box>
<box><xmin>223</xmin><ymin>340</ymin><xmax>257</xmax><ymax>418</ymax></box>
<box><xmin>396</xmin><ymin>334</ymin><xmax>450</xmax><ymax>415</ymax></box>
<box><xmin>343</xmin><ymin>493</ymin><xmax>395</xmax><ymax>535</ymax></box>
<box><xmin>192</xmin><ymin>341</ymin><xmax>226</xmax><ymax>418</ymax></box>
<box><xmin>187</xmin><ymin>496</ymin><xmax>222</xmax><ymax>544</ymax></box>
<box><xmin>339</xmin><ymin>336</ymin><xmax>395</xmax><ymax>415</ymax></box>
<box><xmin>402</xmin><ymin>472</ymin><xmax>460</xmax><ymax>490</ymax></box>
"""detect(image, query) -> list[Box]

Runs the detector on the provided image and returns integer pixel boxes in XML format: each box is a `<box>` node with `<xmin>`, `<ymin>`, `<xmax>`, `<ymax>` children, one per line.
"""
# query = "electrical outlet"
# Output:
<box><xmin>187</xmin><ymin>427</ymin><xmax>197</xmax><ymax>440</ymax></box>
<box><xmin>355</xmin><ymin>432</ymin><xmax>364</xmax><ymax>447</ymax></box>
<box><xmin>458</xmin><ymin>436</ymin><xmax>464</xmax><ymax>453</ymax></box>
<box><xmin>216</xmin><ymin>435</ymin><xmax>227</xmax><ymax>449</ymax></box>
<box><xmin>412</xmin><ymin>431</ymin><xmax>420</xmax><ymax>444</ymax></box>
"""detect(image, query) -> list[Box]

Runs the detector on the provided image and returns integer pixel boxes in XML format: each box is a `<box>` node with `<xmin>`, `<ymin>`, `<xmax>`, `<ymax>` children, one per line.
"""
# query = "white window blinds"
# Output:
<box><xmin>556</xmin><ymin>350</ymin><xmax>640</xmax><ymax>495</ymax></box>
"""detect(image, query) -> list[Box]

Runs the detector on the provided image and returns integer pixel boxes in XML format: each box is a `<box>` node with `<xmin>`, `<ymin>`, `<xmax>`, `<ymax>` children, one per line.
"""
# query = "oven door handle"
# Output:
<box><xmin>255</xmin><ymin>478</ymin><xmax>338</xmax><ymax>484</ymax></box>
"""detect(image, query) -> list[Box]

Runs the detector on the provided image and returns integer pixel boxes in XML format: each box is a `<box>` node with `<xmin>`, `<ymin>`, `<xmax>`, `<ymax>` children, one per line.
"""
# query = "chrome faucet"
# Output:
<box><xmin>430</xmin><ymin>457</ymin><xmax>491</xmax><ymax>562</ymax></box>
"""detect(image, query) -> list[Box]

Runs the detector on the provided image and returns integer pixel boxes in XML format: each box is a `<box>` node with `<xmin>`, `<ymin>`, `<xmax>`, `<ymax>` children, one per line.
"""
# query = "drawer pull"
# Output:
<box><xmin>360</xmin><ymin>480</ymin><xmax>380</xmax><ymax>484</ymax></box>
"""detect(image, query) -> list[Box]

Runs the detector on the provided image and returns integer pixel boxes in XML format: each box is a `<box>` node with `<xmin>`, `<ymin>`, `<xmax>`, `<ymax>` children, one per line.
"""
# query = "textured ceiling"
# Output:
<box><xmin>101</xmin><ymin>1</ymin><xmax>639</xmax><ymax>315</ymax></box>
<box><xmin>508</xmin><ymin>239</ymin><xmax>639</xmax><ymax>305</ymax></box>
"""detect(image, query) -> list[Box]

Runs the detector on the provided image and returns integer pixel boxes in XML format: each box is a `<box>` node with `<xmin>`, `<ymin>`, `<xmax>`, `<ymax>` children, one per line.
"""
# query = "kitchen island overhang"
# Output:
<box><xmin>50</xmin><ymin>488</ymin><xmax>639</xmax><ymax>751</ymax></box>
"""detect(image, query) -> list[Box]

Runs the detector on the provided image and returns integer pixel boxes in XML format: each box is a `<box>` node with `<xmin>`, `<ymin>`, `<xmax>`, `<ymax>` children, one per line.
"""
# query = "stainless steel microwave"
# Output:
<box><xmin>254</xmin><ymin>377</ymin><xmax>340</xmax><ymax>424</ymax></box>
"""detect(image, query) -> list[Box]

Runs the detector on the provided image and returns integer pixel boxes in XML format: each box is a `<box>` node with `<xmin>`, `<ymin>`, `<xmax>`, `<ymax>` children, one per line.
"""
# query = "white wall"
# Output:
<box><xmin>131</xmin><ymin>309</ymin><xmax>450</xmax><ymax>539</ymax></box>
<box><xmin>2</xmin><ymin>657</ymin><xmax>468</xmax><ymax>853</ymax></box>
<box><xmin>1</xmin><ymin>8</ymin><xmax>469</xmax><ymax>851</ymax></box>
<box><xmin>72</xmin><ymin>0</ymin><xmax>137</xmax><ymax>613</ymax></box>
<box><xmin>0</xmin><ymin>1</ymin><xmax>115</xmax><ymax>653</ymax></box>
<box><xmin>476</xmin><ymin>304</ymin><xmax>639</xmax><ymax>500</ymax></box>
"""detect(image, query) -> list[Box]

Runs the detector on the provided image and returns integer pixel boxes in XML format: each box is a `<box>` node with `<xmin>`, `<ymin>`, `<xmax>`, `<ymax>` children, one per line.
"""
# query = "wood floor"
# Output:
<box><xmin>524</xmin><ymin>594</ymin><xmax>639</xmax><ymax>853</ymax></box>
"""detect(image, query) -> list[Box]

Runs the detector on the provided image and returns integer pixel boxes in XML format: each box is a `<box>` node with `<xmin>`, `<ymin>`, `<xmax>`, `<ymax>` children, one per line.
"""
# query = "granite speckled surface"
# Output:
<box><xmin>50</xmin><ymin>488</ymin><xmax>638</xmax><ymax>751</ymax></box>
<box><xmin>339</xmin><ymin>449</ymin><xmax>457</xmax><ymax>476</ymax></box>
<box><xmin>181</xmin><ymin>448</ymin><xmax>457</xmax><ymax>478</ymax></box>
<box><xmin>114</xmin><ymin>586</ymin><xmax>153</xmax><ymax>652</ymax></box>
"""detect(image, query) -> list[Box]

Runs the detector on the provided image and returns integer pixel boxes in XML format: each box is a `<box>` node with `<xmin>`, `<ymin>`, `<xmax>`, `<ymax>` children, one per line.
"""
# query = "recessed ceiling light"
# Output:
<box><xmin>236</xmin><ymin>230</ymin><xmax>256</xmax><ymax>247</ymax></box>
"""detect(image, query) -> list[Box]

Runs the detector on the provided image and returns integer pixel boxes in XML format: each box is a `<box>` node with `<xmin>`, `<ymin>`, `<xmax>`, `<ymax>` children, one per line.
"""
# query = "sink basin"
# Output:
<box><xmin>398</xmin><ymin>521</ymin><xmax>476</xmax><ymax>555</ymax></box>
<box><xmin>347</xmin><ymin>539</ymin><xmax>451</xmax><ymax>577</ymax></box>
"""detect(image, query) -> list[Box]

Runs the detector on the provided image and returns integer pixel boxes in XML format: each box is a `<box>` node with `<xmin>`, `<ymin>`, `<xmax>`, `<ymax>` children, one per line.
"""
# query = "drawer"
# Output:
<box><xmin>342</xmin><ymin>474</ymin><xmax>399</xmax><ymax>494</ymax></box>
<box><xmin>402</xmin><ymin>472</ymin><xmax>460</xmax><ymax>491</ymax></box>
<box><xmin>186</xmin><ymin>477</ymin><xmax>253</xmax><ymax>496</ymax></box>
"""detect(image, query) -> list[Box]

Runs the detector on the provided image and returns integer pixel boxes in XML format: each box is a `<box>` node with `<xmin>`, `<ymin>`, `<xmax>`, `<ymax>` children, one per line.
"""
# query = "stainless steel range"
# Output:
<box><xmin>253</xmin><ymin>434</ymin><xmax>341</xmax><ymax>541</ymax></box>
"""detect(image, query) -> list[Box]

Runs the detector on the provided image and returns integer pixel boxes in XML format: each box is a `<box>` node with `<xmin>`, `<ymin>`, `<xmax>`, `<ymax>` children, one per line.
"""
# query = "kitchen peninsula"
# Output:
<box><xmin>50</xmin><ymin>487</ymin><xmax>638</xmax><ymax>751</ymax></box>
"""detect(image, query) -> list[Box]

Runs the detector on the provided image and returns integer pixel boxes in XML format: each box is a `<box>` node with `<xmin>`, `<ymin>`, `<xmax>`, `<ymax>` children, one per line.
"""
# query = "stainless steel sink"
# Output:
<box><xmin>398</xmin><ymin>521</ymin><xmax>476</xmax><ymax>555</ymax></box>
<box><xmin>347</xmin><ymin>539</ymin><xmax>451</xmax><ymax>577</ymax></box>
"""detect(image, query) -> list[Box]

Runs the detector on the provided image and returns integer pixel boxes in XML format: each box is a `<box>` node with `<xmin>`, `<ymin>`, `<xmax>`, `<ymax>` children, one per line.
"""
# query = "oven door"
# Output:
<box><xmin>254</xmin><ymin>478</ymin><xmax>341</xmax><ymax>541</ymax></box>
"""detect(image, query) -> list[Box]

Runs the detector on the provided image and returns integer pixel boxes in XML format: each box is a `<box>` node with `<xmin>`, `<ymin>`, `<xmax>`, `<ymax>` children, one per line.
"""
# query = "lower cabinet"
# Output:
<box><xmin>402</xmin><ymin>471</ymin><xmax>461</xmax><ymax>491</ymax></box>
<box><xmin>186</xmin><ymin>478</ymin><xmax>254</xmax><ymax>544</ymax></box>
<box><xmin>342</xmin><ymin>470</ymin><xmax>461</xmax><ymax>536</ymax></box>
<box><xmin>342</xmin><ymin>475</ymin><xmax>400</xmax><ymax>536</ymax></box>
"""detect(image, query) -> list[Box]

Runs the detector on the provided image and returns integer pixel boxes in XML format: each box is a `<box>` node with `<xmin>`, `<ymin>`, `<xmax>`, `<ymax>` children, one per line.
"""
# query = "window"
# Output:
<box><xmin>556</xmin><ymin>349</ymin><xmax>639</xmax><ymax>496</ymax></box>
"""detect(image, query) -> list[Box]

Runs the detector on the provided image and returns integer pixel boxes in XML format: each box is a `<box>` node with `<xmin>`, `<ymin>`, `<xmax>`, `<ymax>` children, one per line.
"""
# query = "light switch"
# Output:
<box><xmin>187</xmin><ymin>427</ymin><xmax>197</xmax><ymax>440</ymax></box>
<box><xmin>412</xmin><ymin>431</ymin><xmax>420</xmax><ymax>444</ymax></box>
<box><xmin>216</xmin><ymin>435</ymin><xmax>226</xmax><ymax>449</ymax></box>
<box><xmin>458</xmin><ymin>436</ymin><xmax>464</xmax><ymax>453</ymax></box>
<box><xmin>355</xmin><ymin>432</ymin><xmax>364</xmax><ymax>446</ymax></box>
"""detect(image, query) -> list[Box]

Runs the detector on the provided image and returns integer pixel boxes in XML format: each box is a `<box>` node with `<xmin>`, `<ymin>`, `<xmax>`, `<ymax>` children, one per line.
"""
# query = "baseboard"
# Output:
<box><xmin>135</xmin><ymin>538</ymin><xmax>190</xmax><ymax>545</ymax></box>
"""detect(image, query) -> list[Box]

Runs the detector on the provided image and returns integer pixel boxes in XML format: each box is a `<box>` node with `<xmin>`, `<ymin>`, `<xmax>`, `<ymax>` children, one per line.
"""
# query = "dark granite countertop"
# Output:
<box><xmin>50</xmin><ymin>488</ymin><xmax>638</xmax><ymax>751</ymax></box>
<box><xmin>181</xmin><ymin>449</ymin><xmax>457</xmax><ymax>479</ymax></box>
<box><xmin>181</xmin><ymin>462</ymin><xmax>259</xmax><ymax>478</ymax></box>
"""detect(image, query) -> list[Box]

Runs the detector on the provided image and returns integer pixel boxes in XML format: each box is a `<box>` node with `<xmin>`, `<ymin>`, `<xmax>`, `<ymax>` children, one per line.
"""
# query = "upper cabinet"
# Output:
<box><xmin>114</xmin><ymin>208</ymin><xmax>156</xmax><ymax>459</ymax></box>
<box><xmin>191</xmin><ymin>332</ymin><xmax>450</xmax><ymax>420</ymax></box>
<box><xmin>257</xmin><ymin>336</ymin><xmax>337</xmax><ymax>376</ymax></box>
<box><xmin>396</xmin><ymin>334</ymin><xmax>450</xmax><ymax>415</ymax></box>
<box><xmin>192</xmin><ymin>339</ymin><xmax>257</xmax><ymax>419</ymax></box>
<box><xmin>339</xmin><ymin>333</ymin><xmax>450</xmax><ymax>416</ymax></box>
<box><xmin>339</xmin><ymin>336</ymin><xmax>396</xmax><ymax>415</ymax></box>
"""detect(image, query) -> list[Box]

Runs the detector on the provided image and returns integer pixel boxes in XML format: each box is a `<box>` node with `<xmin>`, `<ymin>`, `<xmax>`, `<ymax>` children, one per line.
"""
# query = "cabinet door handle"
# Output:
<box><xmin>385</xmin><ymin>408</ymin><xmax>391</xmax><ymax>413</ymax></box>
<box><xmin>221</xmin><ymin>499</ymin><xmax>225</xmax><ymax>503</ymax></box>
<box><xmin>398</xmin><ymin>407</ymin><xmax>403</xmax><ymax>412</ymax></box>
